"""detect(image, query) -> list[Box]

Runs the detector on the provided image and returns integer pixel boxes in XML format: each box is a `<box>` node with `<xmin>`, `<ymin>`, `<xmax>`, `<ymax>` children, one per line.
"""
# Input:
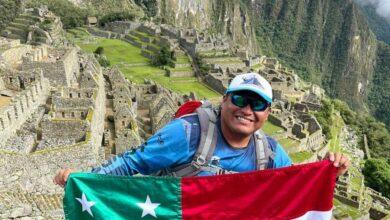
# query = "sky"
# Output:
<box><xmin>356</xmin><ymin>0</ymin><xmax>390</xmax><ymax>19</ymax></box>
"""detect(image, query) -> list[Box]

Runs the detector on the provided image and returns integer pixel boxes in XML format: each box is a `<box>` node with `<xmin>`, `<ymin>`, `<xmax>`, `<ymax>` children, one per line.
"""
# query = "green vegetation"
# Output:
<box><xmin>69</xmin><ymin>31</ymin><xmax>219</xmax><ymax>99</ymax></box>
<box><xmin>333</xmin><ymin>199</ymin><xmax>361</xmax><ymax>219</ymax></box>
<box><xmin>152</xmin><ymin>46</ymin><xmax>175</xmax><ymax>67</ymax></box>
<box><xmin>176</xmin><ymin>55</ymin><xmax>190</xmax><ymax>64</ymax></box>
<box><xmin>314</xmin><ymin>98</ymin><xmax>390</xmax><ymax>158</ymax></box>
<box><xmin>27</xmin><ymin>0</ymin><xmax>88</xmax><ymax>29</ymax></box>
<box><xmin>362</xmin><ymin>158</ymin><xmax>390</xmax><ymax>198</ymax></box>
<box><xmin>367</xmin><ymin>42</ymin><xmax>390</xmax><ymax>128</ymax></box>
<box><xmin>328</xmin><ymin>113</ymin><xmax>344</xmax><ymax>152</ymax></box>
<box><xmin>290</xmin><ymin>151</ymin><xmax>312</xmax><ymax>164</ymax></box>
<box><xmin>279</xmin><ymin>138</ymin><xmax>300</xmax><ymax>152</ymax></box>
<box><xmin>99</xmin><ymin>12</ymin><xmax>135</xmax><ymax>27</ymax></box>
<box><xmin>93</xmin><ymin>46</ymin><xmax>110</xmax><ymax>67</ymax></box>
<box><xmin>356</xmin><ymin>2</ymin><xmax>390</xmax><ymax>44</ymax></box>
<box><xmin>249</xmin><ymin>0</ymin><xmax>388</xmax><ymax>125</ymax></box>
<box><xmin>94</xmin><ymin>46</ymin><xmax>104</xmax><ymax>55</ymax></box>
<box><xmin>332</xmin><ymin>99</ymin><xmax>390</xmax><ymax>159</ymax></box>
<box><xmin>263</xmin><ymin>121</ymin><xmax>284</xmax><ymax>135</ymax></box>
<box><xmin>0</xmin><ymin>0</ymin><xmax>22</xmax><ymax>30</ymax></box>
<box><xmin>314</xmin><ymin>97</ymin><xmax>389</xmax><ymax>198</ymax></box>
<box><xmin>314</xmin><ymin>99</ymin><xmax>334</xmax><ymax>139</ymax></box>
<box><xmin>134</xmin><ymin>0</ymin><xmax>158</xmax><ymax>18</ymax></box>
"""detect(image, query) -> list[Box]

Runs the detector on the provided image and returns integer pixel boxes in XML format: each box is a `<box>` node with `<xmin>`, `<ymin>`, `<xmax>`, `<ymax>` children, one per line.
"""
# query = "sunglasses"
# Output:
<box><xmin>230</xmin><ymin>93</ymin><xmax>270</xmax><ymax>112</ymax></box>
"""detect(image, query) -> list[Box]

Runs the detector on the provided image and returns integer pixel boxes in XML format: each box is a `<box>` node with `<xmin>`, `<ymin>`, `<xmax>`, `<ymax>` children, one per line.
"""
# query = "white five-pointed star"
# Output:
<box><xmin>76</xmin><ymin>193</ymin><xmax>96</xmax><ymax>217</ymax></box>
<box><xmin>136</xmin><ymin>195</ymin><xmax>160</xmax><ymax>218</ymax></box>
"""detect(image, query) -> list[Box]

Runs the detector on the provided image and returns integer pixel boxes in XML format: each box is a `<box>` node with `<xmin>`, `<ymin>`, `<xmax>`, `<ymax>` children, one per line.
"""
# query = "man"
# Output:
<box><xmin>54</xmin><ymin>72</ymin><xmax>349</xmax><ymax>186</ymax></box>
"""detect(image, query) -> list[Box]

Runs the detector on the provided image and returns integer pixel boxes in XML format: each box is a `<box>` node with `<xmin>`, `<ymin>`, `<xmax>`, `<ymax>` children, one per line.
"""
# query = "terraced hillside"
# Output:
<box><xmin>67</xmin><ymin>28</ymin><xmax>220</xmax><ymax>99</ymax></box>
<box><xmin>1</xmin><ymin>8</ymin><xmax>64</xmax><ymax>45</ymax></box>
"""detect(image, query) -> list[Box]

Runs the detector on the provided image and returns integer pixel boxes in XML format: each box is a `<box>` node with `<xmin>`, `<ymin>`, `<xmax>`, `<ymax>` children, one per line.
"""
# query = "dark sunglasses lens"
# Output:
<box><xmin>231</xmin><ymin>95</ymin><xmax>246</xmax><ymax>107</ymax></box>
<box><xmin>251</xmin><ymin>100</ymin><xmax>267</xmax><ymax>111</ymax></box>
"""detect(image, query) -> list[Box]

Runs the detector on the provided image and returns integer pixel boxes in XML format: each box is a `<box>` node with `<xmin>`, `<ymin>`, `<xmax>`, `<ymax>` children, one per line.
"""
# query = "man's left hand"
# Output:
<box><xmin>326</xmin><ymin>152</ymin><xmax>350</xmax><ymax>177</ymax></box>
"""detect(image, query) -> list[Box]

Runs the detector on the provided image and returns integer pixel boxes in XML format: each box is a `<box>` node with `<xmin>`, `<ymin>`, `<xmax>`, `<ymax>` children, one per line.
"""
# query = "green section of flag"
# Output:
<box><xmin>64</xmin><ymin>173</ymin><xmax>182</xmax><ymax>220</ymax></box>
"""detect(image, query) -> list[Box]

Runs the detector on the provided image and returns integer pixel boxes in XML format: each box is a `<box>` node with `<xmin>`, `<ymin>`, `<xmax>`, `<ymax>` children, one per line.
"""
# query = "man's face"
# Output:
<box><xmin>220</xmin><ymin>91</ymin><xmax>270</xmax><ymax>137</ymax></box>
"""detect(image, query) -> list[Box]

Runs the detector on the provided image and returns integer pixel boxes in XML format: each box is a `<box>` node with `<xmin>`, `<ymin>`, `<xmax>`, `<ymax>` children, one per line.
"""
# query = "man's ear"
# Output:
<box><xmin>222</xmin><ymin>94</ymin><xmax>229</xmax><ymax>102</ymax></box>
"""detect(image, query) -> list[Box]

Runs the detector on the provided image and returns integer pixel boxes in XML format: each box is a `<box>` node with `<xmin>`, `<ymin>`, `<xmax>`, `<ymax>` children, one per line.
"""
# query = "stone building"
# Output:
<box><xmin>0</xmin><ymin>44</ymin><xmax>106</xmax><ymax>218</ymax></box>
<box><xmin>21</xmin><ymin>46</ymin><xmax>79</xmax><ymax>87</ymax></box>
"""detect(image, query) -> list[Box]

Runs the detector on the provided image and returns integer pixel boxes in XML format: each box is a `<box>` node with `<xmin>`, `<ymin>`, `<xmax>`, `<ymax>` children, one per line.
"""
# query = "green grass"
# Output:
<box><xmin>169</xmin><ymin>66</ymin><xmax>193</xmax><ymax>72</ymax></box>
<box><xmin>289</xmin><ymin>151</ymin><xmax>313</xmax><ymax>163</ymax></box>
<box><xmin>68</xmin><ymin>30</ymin><xmax>219</xmax><ymax>99</ymax></box>
<box><xmin>176</xmin><ymin>55</ymin><xmax>190</xmax><ymax>64</ymax></box>
<box><xmin>77</xmin><ymin>38</ymin><xmax>150</xmax><ymax>64</ymax></box>
<box><xmin>251</xmin><ymin>63</ymin><xmax>263</xmax><ymax>69</ymax></box>
<box><xmin>278</xmin><ymin>138</ymin><xmax>300</xmax><ymax>152</ymax></box>
<box><xmin>333</xmin><ymin>199</ymin><xmax>361</xmax><ymax>219</ymax></box>
<box><xmin>329</xmin><ymin>113</ymin><xmax>345</xmax><ymax>152</ymax></box>
<box><xmin>263</xmin><ymin>121</ymin><xmax>284</xmax><ymax>135</ymax></box>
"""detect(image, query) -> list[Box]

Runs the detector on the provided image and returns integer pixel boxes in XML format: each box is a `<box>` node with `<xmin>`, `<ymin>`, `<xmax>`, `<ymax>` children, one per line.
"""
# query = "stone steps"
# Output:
<box><xmin>174</xmin><ymin>62</ymin><xmax>191</xmax><ymax>68</ymax></box>
<box><xmin>9</xmin><ymin>22</ymin><xmax>30</xmax><ymax>30</ymax></box>
<box><xmin>14</xmin><ymin>17</ymin><xmax>36</xmax><ymax>26</ymax></box>
<box><xmin>6</xmin><ymin>26</ymin><xmax>28</xmax><ymax>36</ymax></box>
<box><xmin>19</xmin><ymin>14</ymin><xmax>41</xmax><ymax>22</ymax></box>
<box><xmin>203</xmin><ymin>56</ymin><xmax>242</xmax><ymax>63</ymax></box>
<box><xmin>168</xmin><ymin>70</ymin><xmax>194</xmax><ymax>77</ymax></box>
<box><xmin>4</xmin><ymin>33</ymin><xmax>24</xmax><ymax>40</ymax></box>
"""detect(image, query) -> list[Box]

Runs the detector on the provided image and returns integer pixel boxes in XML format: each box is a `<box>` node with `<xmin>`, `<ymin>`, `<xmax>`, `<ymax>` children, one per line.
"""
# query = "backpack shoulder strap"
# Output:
<box><xmin>168</xmin><ymin>103</ymin><xmax>219</xmax><ymax>177</ymax></box>
<box><xmin>254</xmin><ymin>130</ymin><xmax>275</xmax><ymax>170</ymax></box>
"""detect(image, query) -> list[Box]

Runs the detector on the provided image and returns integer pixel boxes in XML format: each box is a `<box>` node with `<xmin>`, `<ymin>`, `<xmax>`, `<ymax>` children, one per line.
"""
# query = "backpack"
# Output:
<box><xmin>160</xmin><ymin>101</ymin><xmax>275</xmax><ymax>177</ymax></box>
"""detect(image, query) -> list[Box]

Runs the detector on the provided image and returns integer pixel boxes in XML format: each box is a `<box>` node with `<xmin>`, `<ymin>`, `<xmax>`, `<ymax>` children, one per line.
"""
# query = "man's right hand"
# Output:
<box><xmin>53</xmin><ymin>168</ymin><xmax>75</xmax><ymax>187</ymax></box>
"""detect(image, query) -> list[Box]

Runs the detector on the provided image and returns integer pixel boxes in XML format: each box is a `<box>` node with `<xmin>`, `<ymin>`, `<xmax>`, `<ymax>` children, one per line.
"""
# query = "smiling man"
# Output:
<box><xmin>54</xmin><ymin>72</ymin><xmax>349</xmax><ymax>185</ymax></box>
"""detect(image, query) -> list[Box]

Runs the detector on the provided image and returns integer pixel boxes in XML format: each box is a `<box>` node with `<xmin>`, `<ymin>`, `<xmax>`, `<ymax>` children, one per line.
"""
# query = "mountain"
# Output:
<box><xmin>154</xmin><ymin>0</ymin><xmax>388</xmax><ymax>127</ymax></box>
<box><xmin>354</xmin><ymin>0</ymin><xmax>390</xmax><ymax>44</ymax></box>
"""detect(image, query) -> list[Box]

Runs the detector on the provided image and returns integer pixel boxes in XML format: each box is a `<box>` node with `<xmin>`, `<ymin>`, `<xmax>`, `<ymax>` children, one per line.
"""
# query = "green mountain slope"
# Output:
<box><xmin>154</xmin><ymin>0</ymin><xmax>389</xmax><ymax>127</ymax></box>
<box><xmin>354</xmin><ymin>1</ymin><xmax>390</xmax><ymax>44</ymax></box>
<box><xmin>0</xmin><ymin>0</ymin><xmax>22</xmax><ymax>31</ymax></box>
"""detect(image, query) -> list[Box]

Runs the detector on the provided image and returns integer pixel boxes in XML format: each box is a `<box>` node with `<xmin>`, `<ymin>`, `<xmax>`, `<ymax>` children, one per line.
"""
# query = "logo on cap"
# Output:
<box><xmin>241</xmin><ymin>75</ymin><xmax>264</xmax><ymax>89</ymax></box>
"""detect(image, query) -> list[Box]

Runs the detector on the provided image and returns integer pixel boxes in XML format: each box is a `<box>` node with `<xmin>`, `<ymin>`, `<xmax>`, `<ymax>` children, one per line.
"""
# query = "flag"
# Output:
<box><xmin>64</xmin><ymin>160</ymin><xmax>337</xmax><ymax>220</ymax></box>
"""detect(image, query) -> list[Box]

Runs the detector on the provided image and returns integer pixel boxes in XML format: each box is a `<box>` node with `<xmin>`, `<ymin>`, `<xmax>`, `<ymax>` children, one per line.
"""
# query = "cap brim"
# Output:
<box><xmin>226</xmin><ymin>86</ymin><xmax>272</xmax><ymax>103</ymax></box>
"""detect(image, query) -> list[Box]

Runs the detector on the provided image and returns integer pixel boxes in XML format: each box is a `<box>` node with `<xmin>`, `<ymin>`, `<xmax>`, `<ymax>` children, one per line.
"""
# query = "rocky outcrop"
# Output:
<box><xmin>156</xmin><ymin>0</ymin><xmax>259</xmax><ymax>56</ymax></box>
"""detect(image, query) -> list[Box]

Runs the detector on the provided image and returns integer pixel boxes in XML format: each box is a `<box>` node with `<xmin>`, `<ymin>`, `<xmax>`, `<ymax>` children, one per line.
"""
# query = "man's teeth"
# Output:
<box><xmin>237</xmin><ymin>116</ymin><xmax>253</xmax><ymax>122</ymax></box>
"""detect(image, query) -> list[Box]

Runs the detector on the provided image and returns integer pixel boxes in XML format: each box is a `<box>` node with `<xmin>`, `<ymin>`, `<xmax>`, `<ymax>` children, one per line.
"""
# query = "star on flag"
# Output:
<box><xmin>76</xmin><ymin>193</ymin><xmax>96</xmax><ymax>217</ymax></box>
<box><xmin>137</xmin><ymin>195</ymin><xmax>161</xmax><ymax>218</ymax></box>
<box><xmin>65</xmin><ymin>162</ymin><xmax>337</xmax><ymax>219</ymax></box>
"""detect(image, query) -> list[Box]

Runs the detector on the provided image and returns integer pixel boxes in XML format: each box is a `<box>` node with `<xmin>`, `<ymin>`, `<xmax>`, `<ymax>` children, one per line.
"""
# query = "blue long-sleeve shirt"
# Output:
<box><xmin>92</xmin><ymin>115</ymin><xmax>292</xmax><ymax>176</ymax></box>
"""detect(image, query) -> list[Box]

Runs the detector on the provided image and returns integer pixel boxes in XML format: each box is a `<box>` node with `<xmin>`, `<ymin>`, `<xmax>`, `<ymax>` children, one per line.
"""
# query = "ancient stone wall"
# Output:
<box><xmin>104</xmin><ymin>21</ymin><xmax>140</xmax><ymax>34</ymax></box>
<box><xmin>21</xmin><ymin>47</ymin><xmax>79</xmax><ymax>87</ymax></box>
<box><xmin>0</xmin><ymin>75</ymin><xmax>49</xmax><ymax>148</ymax></box>
<box><xmin>0</xmin><ymin>37</ymin><xmax>20</xmax><ymax>50</ymax></box>
<box><xmin>41</xmin><ymin>115</ymin><xmax>89</xmax><ymax>144</ymax></box>
<box><xmin>1</xmin><ymin>45</ymin><xmax>31</xmax><ymax>67</ymax></box>
<box><xmin>87</xmin><ymin>27</ymin><xmax>121</xmax><ymax>39</ymax></box>
<box><xmin>204</xmin><ymin>73</ymin><xmax>228</xmax><ymax>94</ymax></box>
<box><xmin>52</xmin><ymin>93</ymin><xmax>95</xmax><ymax>110</ymax></box>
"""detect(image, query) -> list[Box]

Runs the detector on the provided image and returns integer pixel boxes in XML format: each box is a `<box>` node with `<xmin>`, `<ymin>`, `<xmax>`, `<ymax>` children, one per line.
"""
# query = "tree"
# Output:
<box><xmin>152</xmin><ymin>47</ymin><xmax>174</xmax><ymax>67</ymax></box>
<box><xmin>93</xmin><ymin>46</ymin><xmax>110</xmax><ymax>67</ymax></box>
<box><xmin>362</xmin><ymin>158</ymin><xmax>390</xmax><ymax>198</ymax></box>
<box><xmin>94</xmin><ymin>46</ymin><xmax>104</xmax><ymax>55</ymax></box>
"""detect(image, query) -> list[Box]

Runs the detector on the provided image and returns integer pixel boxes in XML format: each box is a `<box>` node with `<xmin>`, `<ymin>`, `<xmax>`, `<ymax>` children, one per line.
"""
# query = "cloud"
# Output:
<box><xmin>356</xmin><ymin>0</ymin><xmax>390</xmax><ymax>19</ymax></box>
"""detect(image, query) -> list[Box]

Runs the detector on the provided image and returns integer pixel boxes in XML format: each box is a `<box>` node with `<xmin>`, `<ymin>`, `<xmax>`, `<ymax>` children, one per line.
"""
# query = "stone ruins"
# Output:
<box><xmin>0</xmin><ymin>7</ymin><xmax>388</xmax><ymax>219</ymax></box>
<box><xmin>1</xmin><ymin>6</ymin><xmax>66</xmax><ymax>46</ymax></box>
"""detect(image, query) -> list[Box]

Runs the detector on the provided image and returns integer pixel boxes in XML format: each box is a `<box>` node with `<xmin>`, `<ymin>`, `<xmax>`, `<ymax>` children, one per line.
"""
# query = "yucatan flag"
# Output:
<box><xmin>64</xmin><ymin>161</ymin><xmax>337</xmax><ymax>220</ymax></box>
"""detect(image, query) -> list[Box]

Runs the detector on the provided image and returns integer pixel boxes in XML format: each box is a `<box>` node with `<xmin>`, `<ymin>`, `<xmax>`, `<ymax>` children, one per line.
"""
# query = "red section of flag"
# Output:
<box><xmin>174</xmin><ymin>101</ymin><xmax>202</xmax><ymax>118</ymax></box>
<box><xmin>181</xmin><ymin>161</ymin><xmax>337</xmax><ymax>220</ymax></box>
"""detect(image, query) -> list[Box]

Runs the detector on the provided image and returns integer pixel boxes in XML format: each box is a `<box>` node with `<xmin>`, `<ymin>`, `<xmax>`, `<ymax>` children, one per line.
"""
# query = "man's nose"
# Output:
<box><xmin>240</xmin><ymin>104</ymin><xmax>253</xmax><ymax>114</ymax></box>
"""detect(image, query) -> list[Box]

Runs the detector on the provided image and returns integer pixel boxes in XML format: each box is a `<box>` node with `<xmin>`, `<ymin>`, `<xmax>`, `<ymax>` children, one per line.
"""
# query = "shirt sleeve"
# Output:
<box><xmin>91</xmin><ymin>118</ymin><xmax>192</xmax><ymax>175</ymax></box>
<box><xmin>272</xmin><ymin>143</ymin><xmax>292</xmax><ymax>168</ymax></box>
